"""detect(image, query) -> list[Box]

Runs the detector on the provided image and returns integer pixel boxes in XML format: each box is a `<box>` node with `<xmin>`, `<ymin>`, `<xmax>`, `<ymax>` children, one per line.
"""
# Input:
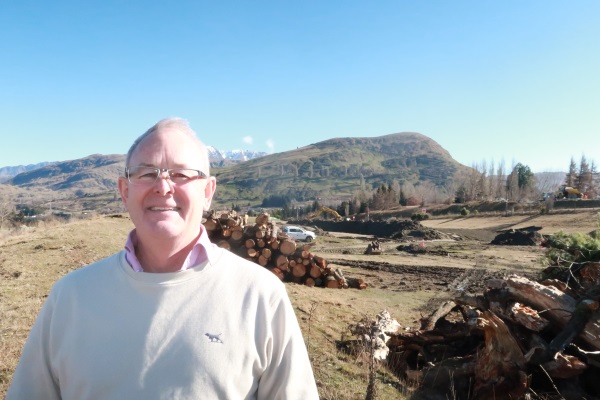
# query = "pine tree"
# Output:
<box><xmin>577</xmin><ymin>155</ymin><xmax>592</xmax><ymax>194</ymax></box>
<box><xmin>399</xmin><ymin>189</ymin><xmax>407</xmax><ymax>206</ymax></box>
<box><xmin>590</xmin><ymin>161</ymin><xmax>600</xmax><ymax>199</ymax></box>
<box><xmin>565</xmin><ymin>157</ymin><xmax>577</xmax><ymax>187</ymax></box>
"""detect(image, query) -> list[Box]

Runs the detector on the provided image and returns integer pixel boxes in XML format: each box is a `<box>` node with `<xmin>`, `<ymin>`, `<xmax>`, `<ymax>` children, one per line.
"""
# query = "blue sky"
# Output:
<box><xmin>1</xmin><ymin>1</ymin><xmax>598</xmax><ymax>172</ymax></box>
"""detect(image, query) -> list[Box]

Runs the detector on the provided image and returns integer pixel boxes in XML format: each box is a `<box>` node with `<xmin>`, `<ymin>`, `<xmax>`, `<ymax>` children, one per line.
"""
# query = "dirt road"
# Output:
<box><xmin>306</xmin><ymin>209</ymin><xmax>599</xmax><ymax>315</ymax></box>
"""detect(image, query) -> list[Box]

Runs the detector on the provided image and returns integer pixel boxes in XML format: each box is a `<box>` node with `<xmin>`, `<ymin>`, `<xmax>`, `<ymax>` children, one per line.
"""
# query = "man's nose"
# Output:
<box><xmin>154</xmin><ymin>172</ymin><xmax>174</xmax><ymax>194</ymax></box>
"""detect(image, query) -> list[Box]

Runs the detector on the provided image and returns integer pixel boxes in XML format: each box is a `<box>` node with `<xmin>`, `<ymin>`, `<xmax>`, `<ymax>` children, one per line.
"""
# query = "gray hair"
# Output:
<box><xmin>126</xmin><ymin>117</ymin><xmax>210</xmax><ymax>175</ymax></box>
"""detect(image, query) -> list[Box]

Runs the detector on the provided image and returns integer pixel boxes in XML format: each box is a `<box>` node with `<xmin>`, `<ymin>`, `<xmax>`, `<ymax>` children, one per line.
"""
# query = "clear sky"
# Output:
<box><xmin>1</xmin><ymin>1</ymin><xmax>598</xmax><ymax>172</ymax></box>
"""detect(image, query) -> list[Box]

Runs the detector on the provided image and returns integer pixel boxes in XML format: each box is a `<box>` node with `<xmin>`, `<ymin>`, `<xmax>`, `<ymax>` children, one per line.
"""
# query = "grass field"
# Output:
<box><xmin>0</xmin><ymin>216</ymin><xmax>427</xmax><ymax>399</ymax></box>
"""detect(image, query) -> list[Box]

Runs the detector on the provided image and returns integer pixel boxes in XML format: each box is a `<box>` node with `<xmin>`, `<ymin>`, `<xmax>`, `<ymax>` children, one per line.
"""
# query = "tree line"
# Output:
<box><xmin>259</xmin><ymin>155</ymin><xmax>600</xmax><ymax>219</ymax></box>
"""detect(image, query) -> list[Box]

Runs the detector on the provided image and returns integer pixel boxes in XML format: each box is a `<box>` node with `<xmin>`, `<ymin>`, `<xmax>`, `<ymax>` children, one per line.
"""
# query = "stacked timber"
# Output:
<box><xmin>203</xmin><ymin>211</ymin><xmax>366</xmax><ymax>289</ymax></box>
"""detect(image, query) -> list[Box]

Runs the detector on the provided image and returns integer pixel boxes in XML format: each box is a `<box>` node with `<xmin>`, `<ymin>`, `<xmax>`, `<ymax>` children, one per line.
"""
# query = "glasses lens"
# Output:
<box><xmin>168</xmin><ymin>169</ymin><xmax>201</xmax><ymax>183</ymax></box>
<box><xmin>127</xmin><ymin>167</ymin><xmax>158</xmax><ymax>184</ymax></box>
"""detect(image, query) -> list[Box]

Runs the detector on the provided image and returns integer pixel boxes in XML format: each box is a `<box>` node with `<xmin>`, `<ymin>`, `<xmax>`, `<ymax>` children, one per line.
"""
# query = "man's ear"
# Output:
<box><xmin>203</xmin><ymin>177</ymin><xmax>217</xmax><ymax>211</ymax></box>
<box><xmin>117</xmin><ymin>176</ymin><xmax>129</xmax><ymax>210</ymax></box>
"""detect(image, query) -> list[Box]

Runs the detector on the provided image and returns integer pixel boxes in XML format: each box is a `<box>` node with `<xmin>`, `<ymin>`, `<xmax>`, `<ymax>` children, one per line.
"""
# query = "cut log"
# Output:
<box><xmin>203</xmin><ymin>218</ymin><xmax>218</xmax><ymax>231</ymax></box>
<box><xmin>274</xmin><ymin>254</ymin><xmax>288</xmax><ymax>268</ymax></box>
<box><xmin>254</xmin><ymin>213</ymin><xmax>269</xmax><ymax>225</ymax></box>
<box><xmin>333</xmin><ymin>268</ymin><xmax>348</xmax><ymax>289</ymax></box>
<box><xmin>278</xmin><ymin>262</ymin><xmax>289</xmax><ymax>272</ymax></box>
<box><xmin>261</xmin><ymin>248</ymin><xmax>272</xmax><ymax>259</ymax></box>
<box><xmin>309</xmin><ymin>264</ymin><xmax>323</xmax><ymax>279</ymax></box>
<box><xmin>313</xmin><ymin>255</ymin><xmax>327</xmax><ymax>268</ymax></box>
<box><xmin>292</xmin><ymin>263</ymin><xmax>306</xmax><ymax>278</ymax></box>
<box><xmin>346</xmin><ymin>277</ymin><xmax>367</xmax><ymax>290</ymax></box>
<box><xmin>279</xmin><ymin>240</ymin><xmax>296</xmax><ymax>256</ymax></box>
<box><xmin>258</xmin><ymin>255</ymin><xmax>268</xmax><ymax>266</ymax></box>
<box><xmin>247</xmin><ymin>248</ymin><xmax>258</xmax><ymax>258</ymax></box>
<box><xmin>325</xmin><ymin>275</ymin><xmax>340</xmax><ymax>289</ymax></box>
<box><xmin>231</xmin><ymin>230</ymin><xmax>244</xmax><ymax>241</ymax></box>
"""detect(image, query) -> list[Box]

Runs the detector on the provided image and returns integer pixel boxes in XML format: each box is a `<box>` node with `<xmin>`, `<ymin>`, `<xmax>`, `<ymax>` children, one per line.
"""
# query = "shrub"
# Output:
<box><xmin>460</xmin><ymin>207</ymin><xmax>470</xmax><ymax>216</ymax></box>
<box><xmin>411</xmin><ymin>211</ymin><xmax>430</xmax><ymax>221</ymax></box>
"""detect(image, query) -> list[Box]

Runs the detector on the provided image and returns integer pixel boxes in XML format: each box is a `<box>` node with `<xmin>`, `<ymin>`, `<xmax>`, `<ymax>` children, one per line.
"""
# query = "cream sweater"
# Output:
<box><xmin>8</xmin><ymin>249</ymin><xmax>319</xmax><ymax>399</ymax></box>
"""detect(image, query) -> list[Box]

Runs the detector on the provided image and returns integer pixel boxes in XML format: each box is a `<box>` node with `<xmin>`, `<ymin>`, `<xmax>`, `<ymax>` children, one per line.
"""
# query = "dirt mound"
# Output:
<box><xmin>396</xmin><ymin>243</ymin><xmax>451</xmax><ymax>256</ymax></box>
<box><xmin>490</xmin><ymin>228</ymin><xmax>545</xmax><ymax>246</ymax></box>
<box><xmin>302</xmin><ymin>219</ymin><xmax>458</xmax><ymax>241</ymax></box>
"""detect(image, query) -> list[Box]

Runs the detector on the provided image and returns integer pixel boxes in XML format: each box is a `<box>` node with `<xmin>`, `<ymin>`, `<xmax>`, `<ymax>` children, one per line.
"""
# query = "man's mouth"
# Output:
<box><xmin>148</xmin><ymin>207</ymin><xmax>180</xmax><ymax>211</ymax></box>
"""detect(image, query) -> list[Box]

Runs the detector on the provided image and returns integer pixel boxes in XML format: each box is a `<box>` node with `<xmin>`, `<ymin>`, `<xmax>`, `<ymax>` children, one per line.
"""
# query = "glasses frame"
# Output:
<box><xmin>125</xmin><ymin>166</ymin><xmax>208</xmax><ymax>185</ymax></box>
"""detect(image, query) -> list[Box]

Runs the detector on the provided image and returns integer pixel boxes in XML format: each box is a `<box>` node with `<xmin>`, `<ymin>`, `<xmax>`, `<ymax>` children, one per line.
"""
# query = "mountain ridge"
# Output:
<box><xmin>4</xmin><ymin>132</ymin><xmax>471</xmax><ymax>210</ymax></box>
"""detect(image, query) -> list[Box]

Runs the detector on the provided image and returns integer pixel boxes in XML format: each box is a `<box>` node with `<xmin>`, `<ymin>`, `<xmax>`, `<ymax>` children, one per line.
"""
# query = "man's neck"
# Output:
<box><xmin>135</xmin><ymin>234</ymin><xmax>198</xmax><ymax>273</ymax></box>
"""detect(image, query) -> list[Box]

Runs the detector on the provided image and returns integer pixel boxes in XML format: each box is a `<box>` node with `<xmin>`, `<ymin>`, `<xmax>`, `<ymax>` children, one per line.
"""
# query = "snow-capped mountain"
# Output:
<box><xmin>0</xmin><ymin>148</ymin><xmax>266</xmax><ymax>182</ymax></box>
<box><xmin>206</xmin><ymin>146</ymin><xmax>267</xmax><ymax>162</ymax></box>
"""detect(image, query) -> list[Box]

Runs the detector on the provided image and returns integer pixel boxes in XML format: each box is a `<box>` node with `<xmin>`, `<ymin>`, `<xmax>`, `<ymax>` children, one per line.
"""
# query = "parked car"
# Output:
<box><xmin>282</xmin><ymin>225</ymin><xmax>316</xmax><ymax>242</ymax></box>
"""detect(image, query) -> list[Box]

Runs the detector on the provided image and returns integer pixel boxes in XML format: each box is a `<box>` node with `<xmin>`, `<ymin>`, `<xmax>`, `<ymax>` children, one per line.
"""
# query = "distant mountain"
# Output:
<box><xmin>9</xmin><ymin>154</ymin><xmax>125</xmax><ymax>192</ymax></box>
<box><xmin>0</xmin><ymin>162</ymin><xmax>56</xmax><ymax>183</ymax></box>
<box><xmin>1</xmin><ymin>147</ymin><xmax>266</xmax><ymax>183</ymax></box>
<box><xmin>5</xmin><ymin>133</ymin><xmax>472</xmax><ymax>209</ymax></box>
<box><xmin>206</xmin><ymin>146</ymin><xmax>267</xmax><ymax>167</ymax></box>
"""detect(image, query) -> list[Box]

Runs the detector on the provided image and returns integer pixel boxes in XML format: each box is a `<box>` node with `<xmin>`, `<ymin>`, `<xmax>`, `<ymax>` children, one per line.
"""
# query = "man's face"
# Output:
<box><xmin>118</xmin><ymin>128</ymin><xmax>216</xmax><ymax>246</ymax></box>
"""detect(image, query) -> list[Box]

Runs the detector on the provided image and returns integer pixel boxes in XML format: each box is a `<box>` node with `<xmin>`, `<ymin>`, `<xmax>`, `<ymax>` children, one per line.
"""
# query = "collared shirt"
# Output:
<box><xmin>124</xmin><ymin>225</ymin><xmax>214</xmax><ymax>272</ymax></box>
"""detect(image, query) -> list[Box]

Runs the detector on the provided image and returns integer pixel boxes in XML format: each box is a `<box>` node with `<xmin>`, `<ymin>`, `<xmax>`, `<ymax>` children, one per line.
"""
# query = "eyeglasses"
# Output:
<box><xmin>125</xmin><ymin>166</ymin><xmax>207</xmax><ymax>185</ymax></box>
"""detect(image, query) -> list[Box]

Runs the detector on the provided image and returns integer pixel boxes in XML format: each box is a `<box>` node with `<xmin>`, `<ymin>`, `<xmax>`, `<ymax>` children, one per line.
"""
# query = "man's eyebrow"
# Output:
<box><xmin>132</xmin><ymin>163</ymin><xmax>156</xmax><ymax>167</ymax></box>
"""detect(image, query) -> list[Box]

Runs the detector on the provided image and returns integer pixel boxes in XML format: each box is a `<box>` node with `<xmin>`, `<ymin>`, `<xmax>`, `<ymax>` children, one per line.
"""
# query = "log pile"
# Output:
<box><xmin>353</xmin><ymin>273</ymin><xmax>600</xmax><ymax>400</ymax></box>
<box><xmin>203</xmin><ymin>211</ymin><xmax>367</xmax><ymax>289</ymax></box>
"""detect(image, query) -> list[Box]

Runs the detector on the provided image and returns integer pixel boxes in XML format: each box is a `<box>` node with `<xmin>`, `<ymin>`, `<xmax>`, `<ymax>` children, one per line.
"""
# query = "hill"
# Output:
<box><xmin>0</xmin><ymin>162</ymin><xmax>56</xmax><ymax>183</ymax></box>
<box><xmin>4</xmin><ymin>132</ymin><xmax>471</xmax><ymax>211</ymax></box>
<box><xmin>213</xmin><ymin>132</ymin><xmax>470</xmax><ymax>206</ymax></box>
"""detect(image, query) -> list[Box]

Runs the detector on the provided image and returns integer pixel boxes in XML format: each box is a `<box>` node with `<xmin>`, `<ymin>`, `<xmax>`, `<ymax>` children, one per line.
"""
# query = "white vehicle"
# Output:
<box><xmin>282</xmin><ymin>225</ymin><xmax>316</xmax><ymax>242</ymax></box>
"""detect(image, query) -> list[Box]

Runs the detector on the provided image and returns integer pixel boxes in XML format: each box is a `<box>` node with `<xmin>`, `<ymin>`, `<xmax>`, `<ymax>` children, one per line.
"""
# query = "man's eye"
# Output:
<box><xmin>134</xmin><ymin>169</ymin><xmax>158</xmax><ymax>179</ymax></box>
<box><xmin>170</xmin><ymin>172</ymin><xmax>191</xmax><ymax>179</ymax></box>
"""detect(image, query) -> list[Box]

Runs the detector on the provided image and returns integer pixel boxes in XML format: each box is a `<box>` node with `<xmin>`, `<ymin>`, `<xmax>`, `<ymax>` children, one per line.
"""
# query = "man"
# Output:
<box><xmin>8</xmin><ymin>118</ymin><xmax>319</xmax><ymax>399</ymax></box>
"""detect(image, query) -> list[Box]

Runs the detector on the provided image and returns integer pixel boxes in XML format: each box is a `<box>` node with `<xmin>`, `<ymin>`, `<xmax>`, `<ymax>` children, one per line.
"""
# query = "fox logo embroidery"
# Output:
<box><xmin>205</xmin><ymin>333</ymin><xmax>223</xmax><ymax>343</ymax></box>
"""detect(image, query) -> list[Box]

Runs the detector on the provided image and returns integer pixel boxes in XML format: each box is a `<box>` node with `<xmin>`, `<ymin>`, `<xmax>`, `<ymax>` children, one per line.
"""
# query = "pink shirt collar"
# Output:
<box><xmin>124</xmin><ymin>225</ymin><xmax>216</xmax><ymax>272</ymax></box>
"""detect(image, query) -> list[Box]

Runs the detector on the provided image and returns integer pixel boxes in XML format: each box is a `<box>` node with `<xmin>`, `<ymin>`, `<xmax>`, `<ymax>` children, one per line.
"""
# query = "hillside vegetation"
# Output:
<box><xmin>3</xmin><ymin>132</ymin><xmax>470</xmax><ymax>213</ymax></box>
<box><xmin>214</xmin><ymin>132</ymin><xmax>467</xmax><ymax>206</ymax></box>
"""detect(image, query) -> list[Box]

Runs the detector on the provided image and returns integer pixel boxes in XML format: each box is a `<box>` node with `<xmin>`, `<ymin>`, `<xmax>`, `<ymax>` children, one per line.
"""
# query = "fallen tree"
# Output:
<box><xmin>339</xmin><ymin>230</ymin><xmax>600</xmax><ymax>399</ymax></box>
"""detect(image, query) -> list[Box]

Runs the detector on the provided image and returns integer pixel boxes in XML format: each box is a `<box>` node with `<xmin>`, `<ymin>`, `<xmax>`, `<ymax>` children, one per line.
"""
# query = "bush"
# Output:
<box><xmin>411</xmin><ymin>211</ymin><xmax>430</xmax><ymax>221</ymax></box>
<box><xmin>460</xmin><ymin>207</ymin><xmax>470</xmax><ymax>216</ymax></box>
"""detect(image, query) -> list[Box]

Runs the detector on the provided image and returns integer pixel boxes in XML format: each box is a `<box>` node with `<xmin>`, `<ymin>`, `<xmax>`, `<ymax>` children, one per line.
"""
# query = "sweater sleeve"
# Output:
<box><xmin>256</xmin><ymin>288</ymin><xmax>319</xmax><ymax>400</ymax></box>
<box><xmin>7</xmin><ymin>291</ymin><xmax>61</xmax><ymax>400</ymax></box>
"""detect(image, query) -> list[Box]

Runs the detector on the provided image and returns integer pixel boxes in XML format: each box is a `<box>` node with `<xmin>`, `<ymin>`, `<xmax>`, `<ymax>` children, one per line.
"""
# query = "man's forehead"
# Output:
<box><xmin>136</xmin><ymin>129</ymin><xmax>201</xmax><ymax>151</ymax></box>
<box><xmin>129</xmin><ymin>129</ymin><xmax>206</xmax><ymax>165</ymax></box>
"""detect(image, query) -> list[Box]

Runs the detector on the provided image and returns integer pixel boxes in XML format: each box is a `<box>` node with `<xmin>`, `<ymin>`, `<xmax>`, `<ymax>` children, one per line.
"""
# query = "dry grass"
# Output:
<box><xmin>0</xmin><ymin>215</ymin><xmax>429</xmax><ymax>399</ymax></box>
<box><xmin>0</xmin><ymin>215</ymin><xmax>133</xmax><ymax>395</ymax></box>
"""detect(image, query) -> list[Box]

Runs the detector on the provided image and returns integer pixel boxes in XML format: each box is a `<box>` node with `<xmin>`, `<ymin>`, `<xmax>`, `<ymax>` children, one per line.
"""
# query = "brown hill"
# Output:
<box><xmin>6</xmin><ymin>132</ymin><xmax>470</xmax><ymax>210</ymax></box>
<box><xmin>214</xmin><ymin>132</ymin><xmax>470</xmax><ymax>206</ymax></box>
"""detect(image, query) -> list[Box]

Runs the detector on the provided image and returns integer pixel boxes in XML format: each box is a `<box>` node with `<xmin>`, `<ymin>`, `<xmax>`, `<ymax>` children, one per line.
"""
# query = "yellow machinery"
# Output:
<box><xmin>312</xmin><ymin>206</ymin><xmax>343</xmax><ymax>221</ymax></box>
<box><xmin>557</xmin><ymin>185</ymin><xmax>583</xmax><ymax>199</ymax></box>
